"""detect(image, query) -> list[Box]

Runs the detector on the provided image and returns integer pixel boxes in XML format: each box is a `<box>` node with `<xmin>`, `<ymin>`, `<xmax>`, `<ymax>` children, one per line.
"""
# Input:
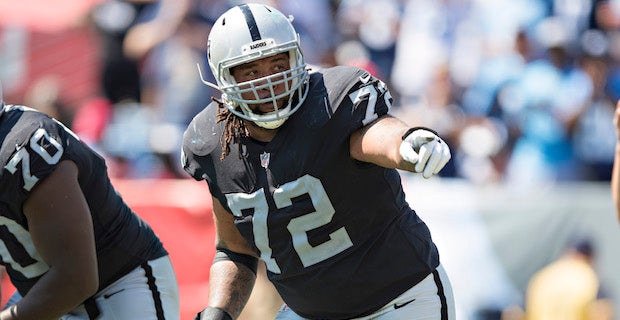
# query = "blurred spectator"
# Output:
<box><xmin>100</xmin><ymin>100</ymin><xmax>165</xmax><ymax>178</ymax></box>
<box><xmin>571</xmin><ymin>49</ymin><xmax>617</xmax><ymax>181</ymax></box>
<box><xmin>85</xmin><ymin>0</ymin><xmax>202</xmax><ymax>178</ymax></box>
<box><xmin>390</xmin><ymin>0</ymin><xmax>448</xmax><ymax>102</ymax></box>
<box><xmin>524</xmin><ymin>238</ymin><xmax>614</xmax><ymax>320</ymax></box>
<box><xmin>500</xmin><ymin>17</ymin><xmax>594</xmax><ymax>184</ymax></box>
<box><xmin>139</xmin><ymin>3</ymin><xmax>218</xmax><ymax>178</ymax></box>
<box><xmin>276</xmin><ymin>0</ymin><xmax>339</xmax><ymax>66</ymax></box>
<box><xmin>91</xmin><ymin>0</ymin><xmax>157</xmax><ymax>105</ymax></box>
<box><xmin>590</xmin><ymin>0</ymin><xmax>620</xmax><ymax>31</ymax></box>
<box><xmin>334</xmin><ymin>40</ymin><xmax>382</xmax><ymax>77</ymax></box>
<box><xmin>337</xmin><ymin>0</ymin><xmax>402</xmax><ymax>84</ymax></box>
<box><xmin>612</xmin><ymin>100</ymin><xmax>620</xmax><ymax>221</ymax></box>
<box><xmin>121</xmin><ymin>0</ymin><xmax>191</xmax><ymax>61</ymax></box>
<box><xmin>9</xmin><ymin>0</ymin><xmax>620</xmax><ymax>185</ymax></box>
<box><xmin>23</xmin><ymin>75</ymin><xmax>73</xmax><ymax>126</ymax></box>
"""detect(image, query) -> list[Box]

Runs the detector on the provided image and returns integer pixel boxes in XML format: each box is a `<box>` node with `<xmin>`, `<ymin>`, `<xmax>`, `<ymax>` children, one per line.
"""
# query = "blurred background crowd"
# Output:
<box><xmin>1</xmin><ymin>0</ymin><xmax>620</xmax><ymax>184</ymax></box>
<box><xmin>1</xmin><ymin>1</ymin><xmax>620</xmax><ymax>319</ymax></box>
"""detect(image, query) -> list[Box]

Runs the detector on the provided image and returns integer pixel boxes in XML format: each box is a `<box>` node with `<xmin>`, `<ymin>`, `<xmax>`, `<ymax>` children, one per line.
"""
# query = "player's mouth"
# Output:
<box><xmin>253</xmin><ymin>99</ymin><xmax>285</xmax><ymax>114</ymax></box>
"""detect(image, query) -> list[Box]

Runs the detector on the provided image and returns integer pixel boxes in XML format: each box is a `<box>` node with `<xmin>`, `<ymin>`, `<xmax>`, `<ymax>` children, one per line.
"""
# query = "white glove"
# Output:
<box><xmin>399</xmin><ymin>128</ymin><xmax>451</xmax><ymax>178</ymax></box>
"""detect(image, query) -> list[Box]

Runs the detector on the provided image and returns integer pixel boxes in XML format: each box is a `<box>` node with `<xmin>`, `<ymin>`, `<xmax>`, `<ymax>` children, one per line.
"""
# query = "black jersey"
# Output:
<box><xmin>182</xmin><ymin>66</ymin><xmax>440</xmax><ymax>319</ymax></box>
<box><xmin>0</xmin><ymin>103</ymin><xmax>167</xmax><ymax>296</ymax></box>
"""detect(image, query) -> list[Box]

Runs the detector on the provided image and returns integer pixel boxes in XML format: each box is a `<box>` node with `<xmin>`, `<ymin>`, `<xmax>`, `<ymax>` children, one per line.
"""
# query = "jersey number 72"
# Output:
<box><xmin>225</xmin><ymin>175</ymin><xmax>353</xmax><ymax>274</ymax></box>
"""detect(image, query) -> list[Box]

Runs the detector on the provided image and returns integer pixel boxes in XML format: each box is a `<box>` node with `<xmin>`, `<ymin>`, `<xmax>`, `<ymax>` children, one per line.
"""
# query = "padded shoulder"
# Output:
<box><xmin>182</xmin><ymin>102</ymin><xmax>222</xmax><ymax>157</ymax></box>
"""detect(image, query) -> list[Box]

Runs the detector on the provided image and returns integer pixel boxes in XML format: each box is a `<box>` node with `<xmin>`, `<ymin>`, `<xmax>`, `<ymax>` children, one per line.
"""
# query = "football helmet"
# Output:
<box><xmin>200</xmin><ymin>3</ymin><xmax>309</xmax><ymax>129</ymax></box>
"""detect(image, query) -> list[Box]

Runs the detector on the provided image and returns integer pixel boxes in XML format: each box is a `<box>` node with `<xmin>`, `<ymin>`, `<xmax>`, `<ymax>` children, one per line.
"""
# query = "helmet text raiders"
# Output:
<box><xmin>199</xmin><ymin>3</ymin><xmax>310</xmax><ymax>129</ymax></box>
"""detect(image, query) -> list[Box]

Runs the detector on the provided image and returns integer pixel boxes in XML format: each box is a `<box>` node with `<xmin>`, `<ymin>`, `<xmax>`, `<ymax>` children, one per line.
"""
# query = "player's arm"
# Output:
<box><xmin>612</xmin><ymin>100</ymin><xmax>620</xmax><ymax>221</ymax></box>
<box><xmin>350</xmin><ymin>114</ymin><xmax>451</xmax><ymax>178</ymax></box>
<box><xmin>0</xmin><ymin>160</ymin><xmax>98</xmax><ymax>320</ymax></box>
<box><xmin>0</xmin><ymin>265</ymin><xmax>4</xmax><ymax>307</ymax></box>
<box><xmin>122</xmin><ymin>0</ymin><xmax>191</xmax><ymax>59</ymax></box>
<box><xmin>196</xmin><ymin>197</ymin><xmax>258</xmax><ymax>320</ymax></box>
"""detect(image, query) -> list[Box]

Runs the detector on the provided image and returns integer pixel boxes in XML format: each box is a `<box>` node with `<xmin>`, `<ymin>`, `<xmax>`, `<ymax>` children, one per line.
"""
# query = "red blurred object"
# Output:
<box><xmin>0</xmin><ymin>0</ymin><xmax>103</xmax><ymax>111</ymax></box>
<box><xmin>112</xmin><ymin>179</ymin><xmax>215</xmax><ymax>320</ymax></box>
<box><xmin>72</xmin><ymin>97</ymin><xmax>113</xmax><ymax>144</ymax></box>
<box><xmin>0</xmin><ymin>0</ymin><xmax>104</xmax><ymax>33</ymax></box>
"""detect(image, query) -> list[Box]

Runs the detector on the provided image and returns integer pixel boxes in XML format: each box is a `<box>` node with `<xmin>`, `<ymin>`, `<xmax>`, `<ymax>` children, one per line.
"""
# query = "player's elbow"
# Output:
<box><xmin>82</xmin><ymin>270</ymin><xmax>99</xmax><ymax>297</ymax></box>
<box><xmin>43</xmin><ymin>265</ymin><xmax>99</xmax><ymax>313</ymax></box>
<box><xmin>63</xmin><ymin>265</ymin><xmax>99</xmax><ymax>300</ymax></box>
<box><xmin>80</xmin><ymin>263</ymin><xmax>99</xmax><ymax>297</ymax></box>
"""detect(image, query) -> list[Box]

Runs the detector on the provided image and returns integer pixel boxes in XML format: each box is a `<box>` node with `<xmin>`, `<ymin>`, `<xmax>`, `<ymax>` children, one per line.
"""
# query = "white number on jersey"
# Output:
<box><xmin>0</xmin><ymin>217</ymin><xmax>49</xmax><ymax>278</ymax></box>
<box><xmin>2</xmin><ymin>126</ymin><xmax>64</xmax><ymax>278</ymax></box>
<box><xmin>5</xmin><ymin>128</ymin><xmax>64</xmax><ymax>191</ymax></box>
<box><xmin>348</xmin><ymin>77</ymin><xmax>392</xmax><ymax>126</ymax></box>
<box><xmin>225</xmin><ymin>175</ymin><xmax>353</xmax><ymax>274</ymax></box>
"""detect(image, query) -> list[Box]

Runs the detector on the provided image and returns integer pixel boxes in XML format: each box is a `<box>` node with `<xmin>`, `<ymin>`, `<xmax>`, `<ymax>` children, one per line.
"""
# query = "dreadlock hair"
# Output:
<box><xmin>214</xmin><ymin>97</ymin><xmax>249</xmax><ymax>160</ymax></box>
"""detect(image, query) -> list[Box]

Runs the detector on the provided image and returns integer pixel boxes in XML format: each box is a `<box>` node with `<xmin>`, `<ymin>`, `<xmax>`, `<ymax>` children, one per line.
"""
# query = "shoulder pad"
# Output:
<box><xmin>182</xmin><ymin>102</ymin><xmax>222</xmax><ymax>157</ymax></box>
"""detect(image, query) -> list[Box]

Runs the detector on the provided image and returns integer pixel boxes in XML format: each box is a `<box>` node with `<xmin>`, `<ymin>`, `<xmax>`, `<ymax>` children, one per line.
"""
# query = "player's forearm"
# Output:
<box><xmin>207</xmin><ymin>260</ymin><xmax>257</xmax><ymax>319</ymax></box>
<box><xmin>0</xmin><ymin>269</ymin><xmax>97</xmax><ymax>320</ymax></box>
<box><xmin>350</xmin><ymin>115</ymin><xmax>410</xmax><ymax>169</ymax></box>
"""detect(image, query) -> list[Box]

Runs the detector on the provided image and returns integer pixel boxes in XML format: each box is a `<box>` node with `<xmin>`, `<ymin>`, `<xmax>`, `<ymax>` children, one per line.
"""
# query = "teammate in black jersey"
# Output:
<box><xmin>184</xmin><ymin>3</ymin><xmax>455</xmax><ymax>320</ymax></box>
<box><xmin>0</xmin><ymin>89</ymin><xmax>179</xmax><ymax>318</ymax></box>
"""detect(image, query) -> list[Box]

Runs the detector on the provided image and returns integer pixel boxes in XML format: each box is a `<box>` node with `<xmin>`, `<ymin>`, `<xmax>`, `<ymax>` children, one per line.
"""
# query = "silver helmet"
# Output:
<box><xmin>200</xmin><ymin>3</ymin><xmax>309</xmax><ymax>129</ymax></box>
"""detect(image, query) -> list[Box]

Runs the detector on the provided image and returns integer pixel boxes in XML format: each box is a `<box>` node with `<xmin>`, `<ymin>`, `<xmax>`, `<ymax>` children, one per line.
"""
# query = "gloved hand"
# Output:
<box><xmin>399</xmin><ymin>127</ymin><xmax>451</xmax><ymax>178</ymax></box>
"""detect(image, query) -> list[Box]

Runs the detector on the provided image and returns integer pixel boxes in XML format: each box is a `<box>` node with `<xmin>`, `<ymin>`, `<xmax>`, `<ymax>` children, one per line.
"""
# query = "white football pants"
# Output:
<box><xmin>275</xmin><ymin>264</ymin><xmax>455</xmax><ymax>320</ymax></box>
<box><xmin>5</xmin><ymin>255</ymin><xmax>180</xmax><ymax>320</ymax></box>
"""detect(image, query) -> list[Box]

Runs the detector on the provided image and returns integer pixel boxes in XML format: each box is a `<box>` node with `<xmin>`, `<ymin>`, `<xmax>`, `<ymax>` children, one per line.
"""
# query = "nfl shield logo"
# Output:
<box><xmin>260</xmin><ymin>152</ymin><xmax>270</xmax><ymax>169</ymax></box>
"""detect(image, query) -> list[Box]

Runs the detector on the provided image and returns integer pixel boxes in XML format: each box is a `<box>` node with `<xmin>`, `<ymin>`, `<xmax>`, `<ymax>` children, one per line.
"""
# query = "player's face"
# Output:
<box><xmin>231</xmin><ymin>53</ymin><xmax>290</xmax><ymax>114</ymax></box>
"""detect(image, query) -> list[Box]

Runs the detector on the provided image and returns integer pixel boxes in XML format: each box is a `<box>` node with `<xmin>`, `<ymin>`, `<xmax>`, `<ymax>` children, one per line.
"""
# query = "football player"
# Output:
<box><xmin>0</xmin><ymin>90</ymin><xmax>180</xmax><ymax>318</ymax></box>
<box><xmin>183</xmin><ymin>3</ymin><xmax>455</xmax><ymax>320</ymax></box>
